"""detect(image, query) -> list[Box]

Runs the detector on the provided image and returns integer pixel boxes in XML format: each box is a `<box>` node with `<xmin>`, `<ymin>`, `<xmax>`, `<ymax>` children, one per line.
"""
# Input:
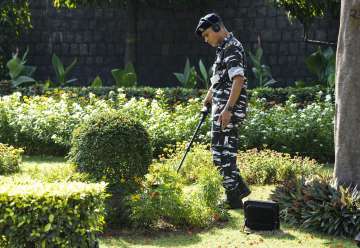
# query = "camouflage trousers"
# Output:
<box><xmin>211</xmin><ymin>103</ymin><xmax>244</xmax><ymax>191</ymax></box>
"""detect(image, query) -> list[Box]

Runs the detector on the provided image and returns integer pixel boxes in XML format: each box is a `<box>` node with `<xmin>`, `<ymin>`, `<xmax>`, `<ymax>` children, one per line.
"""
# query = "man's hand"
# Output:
<box><xmin>203</xmin><ymin>84</ymin><xmax>213</xmax><ymax>107</ymax></box>
<box><xmin>203</xmin><ymin>97</ymin><xmax>211</xmax><ymax>107</ymax></box>
<box><xmin>219</xmin><ymin>110</ymin><xmax>232</xmax><ymax>130</ymax></box>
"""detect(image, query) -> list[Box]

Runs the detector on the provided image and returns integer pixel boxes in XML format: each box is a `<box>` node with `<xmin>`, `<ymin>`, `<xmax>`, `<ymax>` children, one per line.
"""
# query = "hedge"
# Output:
<box><xmin>16</xmin><ymin>85</ymin><xmax>332</xmax><ymax>105</ymax></box>
<box><xmin>0</xmin><ymin>90</ymin><xmax>334</xmax><ymax>161</ymax></box>
<box><xmin>0</xmin><ymin>182</ymin><xmax>107</xmax><ymax>248</ymax></box>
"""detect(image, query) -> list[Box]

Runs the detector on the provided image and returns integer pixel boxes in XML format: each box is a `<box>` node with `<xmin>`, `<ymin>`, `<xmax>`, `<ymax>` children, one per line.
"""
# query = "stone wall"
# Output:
<box><xmin>22</xmin><ymin>0</ymin><xmax>339</xmax><ymax>87</ymax></box>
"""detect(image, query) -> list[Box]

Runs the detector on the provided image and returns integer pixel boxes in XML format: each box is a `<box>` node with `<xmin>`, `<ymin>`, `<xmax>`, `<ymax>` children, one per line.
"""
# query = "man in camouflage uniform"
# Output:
<box><xmin>195</xmin><ymin>13</ymin><xmax>251</xmax><ymax>209</ymax></box>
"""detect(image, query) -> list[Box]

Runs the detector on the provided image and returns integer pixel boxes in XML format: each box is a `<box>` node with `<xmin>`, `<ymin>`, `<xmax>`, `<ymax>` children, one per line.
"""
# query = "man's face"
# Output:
<box><xmin>201</xmin><ymin>28</ymin><xmax>219</xmax><ymax>47</ymax></box>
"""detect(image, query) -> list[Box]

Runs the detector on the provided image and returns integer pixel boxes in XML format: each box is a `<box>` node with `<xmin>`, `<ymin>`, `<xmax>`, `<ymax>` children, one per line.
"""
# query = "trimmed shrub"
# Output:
<box><xmin>68</xmin><ymin>110</ymin><xmax>152</xmax><ymax>227</ymax></box>
<box><xmin>68</xmin><ymin>110</ymin><xmax>152</xmax><ymax>186</ymax></box>
<box><xmin>238</xmin><ymin>149</ymin><xmax>322</xmax><ymax>185</ymax></box>
<box><xmin>20</xmin><ymin>86</ymin><xmax>207</xmax><ymax>106</ymax></box>
<box><xmin>0</xmin><ymin>143</ymin><xmax>23</xmax><ymax>175</ymax></box>
<box><xmin>18</xmin><ymin>85</ymin><xmax>332</xmax><ymax>105</ymax></box>
<box><xmin>0</xmin><ymin>162</ymin><xmax>86</xmax><ymax>184</ymax></box>
<box><xmin>271</xmin><ymin>176</ymin><xmax>360</xmax><ymax>237</ymax></box>
<box><xmin>0</xmin><ymin>182</ymin><xmax>107</xmax><ymax>248</ymax></box>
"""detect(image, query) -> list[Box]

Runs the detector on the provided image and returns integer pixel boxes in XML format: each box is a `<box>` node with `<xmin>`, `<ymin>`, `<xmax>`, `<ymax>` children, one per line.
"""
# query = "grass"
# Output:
<box><xmin>0</xmin><ymin>155</ymin><xmax>85</xmax><ymax>183</ymax></box>
<box><xmin>99</xmin><ymin>185</ymin><xmax>357</xmax><ymax>248</ymax></box>
<box><xmin>1</xmin><ymin>156</ymin><xmax>357</xmax><ymax>248</ymax></box>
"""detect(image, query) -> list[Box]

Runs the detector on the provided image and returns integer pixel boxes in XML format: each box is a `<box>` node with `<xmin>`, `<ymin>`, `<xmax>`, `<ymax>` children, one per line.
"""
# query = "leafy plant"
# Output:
<box><xmin>248</xmin><ymin>46</ymin><xmax>277</xmax><ymax>87</ymax></box>
<box><xmin>51</xmin><ymin>53</ymin><xmax>78</xmax><ymax>87</ymax></box>
<box><xmin>6</xmin><ymin>47</ymin><xmax>36</xmax><ymax>88</ymax></box>
<box><xmin>111</xmin><ymin>63</ymin><xmax>137</xmax><ymax>87</ymax></box>
<box><xmin>173</xmin><ymin>58</ymin><xmax>198</xmax><ymax>89</ymax></box>
<box><xmin>90</xmin><ymin>75</ymin><xmax>103</xmax><ymax>88</ymax></box>
<box><xmin>197</xmin><ymin>59</ymin><xmax>212</xmax><ymax>89</ymax></box>
<box><xmin>305</xmin><ymin>46</ymin><xmax>335</xmax><ymax>89</ymax></box>
<box><xmin>238</xmin><ymin>149</ymin><xmax>321</xmax><ymax>185</ymax></box>
<box><xmin>162</xmin><ymin>143</ymin><xmax>321</xmax><ymax>186</ymax></box>
<box><xmin>0</xmin><ymin>143</ymin><xmax>23</xmax><ymax>175</ymax></box>
<box><xmin>128</xmin><ymin>156</ymin><xmax>226</xmax><ymax>228</ymax></box>
<box><xmin>271</xmin><ymin>175</ymin><xmax>360</xmax><ymax>237</ymax></box>
<box><xmin>240</xmin><ymin>93</ymin><xmax>334</xmax><ymax>162</ymax></box>
<box><xmin>272</xmin><ymin>0</ymin><xmax>340</xmax><ymax>32</ymax></box>
<box><xmin>0</xmin><ymin>1</ymin><xmax>32</xmax><ymax>79</ymax></box>
<box><xmin>0</xmin><ymin>88</ymin><xmax>335</xmax><ymax>161</ymax></box>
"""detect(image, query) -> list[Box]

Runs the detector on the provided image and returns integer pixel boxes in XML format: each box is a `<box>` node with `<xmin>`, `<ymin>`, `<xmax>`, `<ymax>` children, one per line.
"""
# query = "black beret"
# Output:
<box><xmin>195</xmin><ymin>13</ymin><xmax>222</xmax><ymax>37</ymax></box>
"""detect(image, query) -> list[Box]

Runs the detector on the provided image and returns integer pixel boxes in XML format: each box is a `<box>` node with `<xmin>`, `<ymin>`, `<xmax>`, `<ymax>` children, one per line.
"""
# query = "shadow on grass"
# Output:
<box><xmin>98</xmin><ymin>209</ymin><xmax>357</xmax><ymax>248</ymax></box>
<box><xmin>214</xmin><ymin>209</ymin><xmax>296</xmax><ymax>241</ymax></box>
<box><xmin>22</xmin><ymin>155</ymin><xmax>66</xmax><ymax>164</ymax></box>
<box><xmin>100</xmin><ymin>228</ymin><xmax>203</xmax><ymax>247</ymax></box>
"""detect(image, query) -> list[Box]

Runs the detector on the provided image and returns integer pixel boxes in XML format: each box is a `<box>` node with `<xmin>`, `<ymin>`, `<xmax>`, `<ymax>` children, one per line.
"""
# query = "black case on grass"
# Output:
<box><xmin>243</xmin><ymin>200</ymin><xmax>280</xmax><ymax>231</ymax></box>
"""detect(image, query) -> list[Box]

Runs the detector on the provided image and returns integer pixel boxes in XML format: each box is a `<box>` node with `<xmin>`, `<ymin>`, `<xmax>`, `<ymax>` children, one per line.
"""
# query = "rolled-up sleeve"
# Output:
<box><xmin>224</xmin><ymin>45</ymin><xmax>245</xmax><ymax>81</ymax></box>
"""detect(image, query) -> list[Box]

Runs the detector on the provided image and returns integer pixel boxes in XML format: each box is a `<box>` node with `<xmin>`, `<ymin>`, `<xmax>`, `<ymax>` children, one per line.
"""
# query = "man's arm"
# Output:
<box><xmin>220</xmin><ymin>75</ymin><xmax>244</xmax><ymax>129</ymax></box>
<box><xmin>224</xmin><ymin>75</ymin><xmax>244</xmax><ymax>110</ymax></box>
<box><xmin>203</xmin><ymin>83</ymin><xmax>214</xmax><ymax>106</ymax></box>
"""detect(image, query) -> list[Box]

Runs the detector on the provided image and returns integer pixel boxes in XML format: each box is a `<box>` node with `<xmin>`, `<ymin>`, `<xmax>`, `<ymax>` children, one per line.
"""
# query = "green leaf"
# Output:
<box><xmin>64</xmin><ymin>58</ymin><xmax>78</xmax><ymax>77</ymax></box>
<box><xmin>174</xmin><ymin>73</ymin><xmax>185</xmax><ymax>84</ymax></box>
<box><xmin>12</xmin><ymin>76</ymin><xmax>36</xmax><ymax>87</ymax></box>
<box><xmin>264</xmin><ymin>78</ymin><xmax>277</xmax><ymax>87</ymax></box>
<box><xmin>122</xmin><ymin>72</ymin><xmax>137</xmax><ymax>87</ymax></box>
<box><xmin>44</xmin><ymin>223</ymin><xmax>51</xmax><ymax>232</ymax></box>
<box><xmin>49</xmin><ymin>214</ymin><xmax>54</xmax><ymax>223</ymax></box>
<box><xmin>65</xmin><ymin>78</ymin><xmax>77</xmax><ymax>85</ymax></box>
<box><xmin>52</xmin><ymin>54</ymin><xmax>65</xmax><ymax>83</ymax></box>
<box><xmin>305</xmin><ymin>48</ymin><xmax>326</xmax><ymax>80</ymax></box>
<box><xmin>124</xmin><ymin>63</ymin><xmax>136</xmax><ymax>74</ymax></box>
<box><xmin>323</xmin><ymin>47</ymin><xmax>334</xmax><ymax>61</ymax></box>
<box><xmin>7</xmin><ymin>57</ymin><xmax>24</xmax><ymax>79</ymax></box>
<box><xmin>184</xmin><ymin>58</ymin><xmax>191</xmax><ymax>83</ymax></box>
<box><xmin>111</xmin><ymin>68</ymin><xmax>125</xmax><ymax>87</ymax></box>
<box><xmin>256</xmin><ymin>47</ymin><xmax>263</xmax><ymax>61</ymax></box>
<box><xmin>21</xmin><ymin>65</ymin><xmax>37</xmax><ymax>77</ymax></box>
<box><xmin>91</xmin><ymin>76</ymin><xmax>103</xmax><ymax>88</ymax></box>
<box><xmin>22</xmin><ymin>46</ymin><xmax>30</xmax><ymax>63</ymax></box>
<box><xmin>199</xmin><ymin>59</ymin><xmax>208</xmax><ymax>87</ymax></box>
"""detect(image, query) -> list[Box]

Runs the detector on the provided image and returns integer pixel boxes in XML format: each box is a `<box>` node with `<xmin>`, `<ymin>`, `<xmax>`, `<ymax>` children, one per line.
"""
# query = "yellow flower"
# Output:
<box><xmin>130</xmin><ymin>194</ymin><xmax>141</xmax><ymax>202</ymax></box>
<box><xmin>133</xmin><ymin>176</ymin><xmax>142</xmax><ymax>184</ymax></box>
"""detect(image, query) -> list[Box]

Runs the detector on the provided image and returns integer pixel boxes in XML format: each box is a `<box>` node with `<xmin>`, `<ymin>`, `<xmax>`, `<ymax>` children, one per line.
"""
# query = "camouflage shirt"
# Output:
<box><xmin>211</xmin><ymin>33</ymin><xmax>247</xmax><ymax>123</ymax></box>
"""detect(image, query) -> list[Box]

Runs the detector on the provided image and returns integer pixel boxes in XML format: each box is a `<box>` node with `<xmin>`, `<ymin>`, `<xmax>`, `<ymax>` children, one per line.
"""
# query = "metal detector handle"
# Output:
<box><xmin>176</xmin><ymin>104</ymin><xmax>211</xmax><ymax>173</ymax></box>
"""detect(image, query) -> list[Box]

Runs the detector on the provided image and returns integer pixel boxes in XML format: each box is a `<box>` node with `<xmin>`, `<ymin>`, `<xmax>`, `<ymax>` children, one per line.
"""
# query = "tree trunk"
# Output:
<box><xmin>334</xmin><ymin>0</ymin><xmax>360</xmax><ymax>188</ymax></box>
<box><xmin>124</xmin><ymin>0</ymin><xmax>137</xmax><ymax>67</ymax></box>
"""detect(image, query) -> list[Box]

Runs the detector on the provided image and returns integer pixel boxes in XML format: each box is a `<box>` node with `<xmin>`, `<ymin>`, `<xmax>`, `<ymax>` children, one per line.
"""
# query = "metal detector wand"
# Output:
<box><xmin>176</xmin><ymin>104</ymin><xmax>211</xmax><ymax>173</ymax></box>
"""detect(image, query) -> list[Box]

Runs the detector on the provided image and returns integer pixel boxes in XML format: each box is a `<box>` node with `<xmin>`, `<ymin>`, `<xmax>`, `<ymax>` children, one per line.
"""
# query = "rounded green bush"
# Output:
<box><xmin>68</xmin><ymin>110</ymin><xmax>152</xmax><ymax>186</ymax></box>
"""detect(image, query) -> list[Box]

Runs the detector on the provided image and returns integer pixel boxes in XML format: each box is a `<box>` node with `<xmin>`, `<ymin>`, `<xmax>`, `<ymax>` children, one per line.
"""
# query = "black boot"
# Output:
<box><xmin>225</xmin><ymin>188</ymin><xmax>244</xmax><ymax>209</ymax></box>
<box><xmin>237</xmin><ymin>175</ymin><xmax>251</xmax><ymax>199</ymax></box>
<box><xmin>225</xmin><ymin>176</ymin><xmax>251</xmax><ymax>209</ymax></box>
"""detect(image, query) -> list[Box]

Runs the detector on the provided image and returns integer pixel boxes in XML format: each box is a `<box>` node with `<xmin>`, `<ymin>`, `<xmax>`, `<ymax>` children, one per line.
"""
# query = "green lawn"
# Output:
<box><xmin>99</xmin><ymin>185</ymin><xmax>357</xmax><ymax>248</ymax></box>
<box><xmin>3</xmin><ymin>156</ymin><xmax>356</xmax><ymax>248</ymax></box>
